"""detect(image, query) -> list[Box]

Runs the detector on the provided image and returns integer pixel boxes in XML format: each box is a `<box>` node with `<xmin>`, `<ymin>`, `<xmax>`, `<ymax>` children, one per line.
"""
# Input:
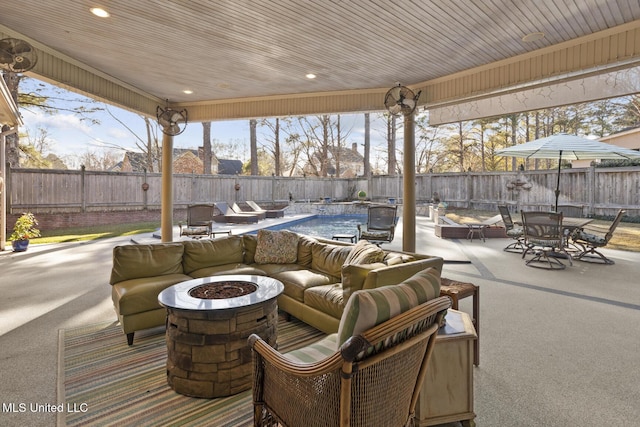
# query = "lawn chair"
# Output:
<box><xmin>213</xmin><ymin>202</ymin><xmax>259</xmax><ymax>224</ymax></box>
<box><xmin>249</xmin><ymin>291</ymin><xmax>451</xmax><ymax>427</ymax></box>
<box><xmin>498</xmin><ymin>204</ymin><xmax>524</xmax><ymax>253</ymax></box>
<box><xmin>357</xmin><ymin>204</ymin><xmax>397</xmax><ymax>246</ymax></box>
<box><xmin>179</xmin><ymin>204</ymin><xmax>215</xmax><ymax>239</ymax></box>
<box><xmin>571</xmin><ymin>209</ymin><xmax>625</xmax><ymax>265</ymax></box>
<box><xmin>521</xmin><ymin>211</ymin><xmax>572</xmax><ymax>270</ymax></box>
<box><xmin>246</xmin><ymin>200</ymin><xmax>286</xmax><ymax>218</ymax></box>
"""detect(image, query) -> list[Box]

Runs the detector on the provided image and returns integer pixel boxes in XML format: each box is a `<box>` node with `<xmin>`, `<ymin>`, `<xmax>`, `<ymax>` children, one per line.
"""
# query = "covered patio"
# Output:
<box><xmin>1</xmin><ymin>2</ymin><xmax>640</xmax><ymax>426</ymax></box>
<box><xmin>1</xmin><ymin>1</ymin><xmax>640</xmax><ymax>250</ymax></box>
<box><xmin>1</xmin><ymin>216</ymin><xmax>639</xmax><ymax>426</ymax></box>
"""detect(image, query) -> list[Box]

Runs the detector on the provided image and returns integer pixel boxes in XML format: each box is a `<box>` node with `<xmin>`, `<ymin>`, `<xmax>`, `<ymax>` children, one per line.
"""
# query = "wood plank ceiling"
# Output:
<box><xmin>0</xmin><ymin>0</ymin><xmax>639</xmax><ymax>122</ymax></box>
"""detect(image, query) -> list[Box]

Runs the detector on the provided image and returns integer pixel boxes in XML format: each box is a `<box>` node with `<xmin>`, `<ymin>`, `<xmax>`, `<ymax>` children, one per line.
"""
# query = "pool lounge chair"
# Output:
<box><xmin>246</xmin><ymin>200</ymin><xmax>286</xmax><ymax>218</ymax></box>
<box><xmin>232</xmin><ymin>202</ymin><xmax>266</xmax><ymax>220</ymax></box>
<box><xmin>213</xmin><ymin>202</ymin><xmax>259</xmax><ymax>224</ymax></box>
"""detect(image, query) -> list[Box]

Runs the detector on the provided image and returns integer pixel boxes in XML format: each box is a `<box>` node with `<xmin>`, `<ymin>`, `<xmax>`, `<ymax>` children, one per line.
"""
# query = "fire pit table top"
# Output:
<box><xmin>158</xmin><ymin>274</ymin><xmax>284</xmax><ymax>311</ymax></box>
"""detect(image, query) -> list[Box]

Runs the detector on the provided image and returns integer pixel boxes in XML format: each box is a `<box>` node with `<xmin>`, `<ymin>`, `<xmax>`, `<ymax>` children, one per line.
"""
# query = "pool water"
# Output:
<box><xmin>267</xmin><ymin>215</ymin><xmax>367</xmax><ymax>240</ymax></box>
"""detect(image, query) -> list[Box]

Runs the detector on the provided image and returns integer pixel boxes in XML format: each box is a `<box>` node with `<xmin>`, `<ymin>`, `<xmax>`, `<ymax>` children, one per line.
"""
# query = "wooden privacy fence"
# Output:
<box><xmin>6</xmin><ymin>165</ymin><xmax>640</xmax><ymax>218</ymax></box>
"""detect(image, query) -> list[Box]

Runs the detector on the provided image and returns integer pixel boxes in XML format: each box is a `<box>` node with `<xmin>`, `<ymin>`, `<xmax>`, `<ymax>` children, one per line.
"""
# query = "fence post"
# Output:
<box><xmin>80</xmin><ymin>165</ymin><xmax>86</xmax><ymax>213</ymax></box>
<box><xmin>587</xmin><ymin>162</ymin><xmax>596</xmax><ymax>217</ymax></box>
<box><xmin>143</xmin><ymin>168</ymin><xmax>148</xmax><ymax>210</ymax></box>
<box><xmin>466</xmin><ymin>171</ymin><xmax>473</xmax><ymax>209</ymax></box>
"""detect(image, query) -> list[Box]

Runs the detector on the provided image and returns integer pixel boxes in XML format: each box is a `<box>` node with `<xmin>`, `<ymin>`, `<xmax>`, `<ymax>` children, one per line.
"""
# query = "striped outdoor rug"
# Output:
<box><xmin>57</xmin><ymin>315</ymin><xmax>325</xmax><ymax>427</ymax></box>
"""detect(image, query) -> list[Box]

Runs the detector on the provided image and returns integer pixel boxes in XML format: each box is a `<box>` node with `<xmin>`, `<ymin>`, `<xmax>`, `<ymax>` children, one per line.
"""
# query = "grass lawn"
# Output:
<box><xmin>24</xmin><ymin>221</ymin><xmax>160</xmax><ymax>245</ymax></box>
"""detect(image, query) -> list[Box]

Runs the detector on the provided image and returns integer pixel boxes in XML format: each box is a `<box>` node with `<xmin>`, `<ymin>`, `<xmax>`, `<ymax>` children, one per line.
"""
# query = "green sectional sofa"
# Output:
<box><xmin>109</xmin><ymin>231</ymin><xmax>444</xmax><ymax>344</ymax></box>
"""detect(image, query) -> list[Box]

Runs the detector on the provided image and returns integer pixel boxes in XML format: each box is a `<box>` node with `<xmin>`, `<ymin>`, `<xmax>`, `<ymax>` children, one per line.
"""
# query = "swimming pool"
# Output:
<box><xmin>264</xmin><ymin>215</ymin><xmax>367</xmax><ymax>240</ymax></box>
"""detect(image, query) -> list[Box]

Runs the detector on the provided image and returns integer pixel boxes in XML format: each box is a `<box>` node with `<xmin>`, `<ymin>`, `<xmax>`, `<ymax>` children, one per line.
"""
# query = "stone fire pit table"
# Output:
<box><xmin>158</xmin><ymin>274</ymin><xmax>284</xmax><ymax>398</ymax></box>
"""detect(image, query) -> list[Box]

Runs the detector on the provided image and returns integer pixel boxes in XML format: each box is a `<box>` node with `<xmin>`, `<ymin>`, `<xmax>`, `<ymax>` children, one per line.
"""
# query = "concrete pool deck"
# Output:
<box><xmin>1</xmin><ymin>212</ymin><xmax>639</xmax><ymax>426</ymax></box>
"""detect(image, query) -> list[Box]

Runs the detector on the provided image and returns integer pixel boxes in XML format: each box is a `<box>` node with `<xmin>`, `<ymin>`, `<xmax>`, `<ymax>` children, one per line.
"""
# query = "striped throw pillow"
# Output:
<box><xmin>337</xmin><ymin>267</ymin><xmax>441</xmax><ymax>345</ymax></box>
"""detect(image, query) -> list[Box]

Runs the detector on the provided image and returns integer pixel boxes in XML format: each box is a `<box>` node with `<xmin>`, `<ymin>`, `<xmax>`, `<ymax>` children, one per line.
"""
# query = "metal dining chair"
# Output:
<box><xmin>521</xmin><ymin>211</ymin><xmax>572</xmax><ymax>270</ymax></box>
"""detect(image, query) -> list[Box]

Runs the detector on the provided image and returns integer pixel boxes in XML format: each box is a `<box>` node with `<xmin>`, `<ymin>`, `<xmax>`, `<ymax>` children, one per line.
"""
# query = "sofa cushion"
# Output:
<box><xmin>189</xmin><ymin>264</ymin><xmax>267</xmax><ymax>279</ymax></box>
<box><xmin>256</xmin><ymin>263</ymin><xmax>307</xmax><ymax>276</ymax></box>
<box><xmin>341</xmin><ymin>262</ymin><xmax>387</xmax><ymax>301</ymax></box>
<box><xmin>362</xmin><ymin>257</ymin><xmax>443</xmax><ymax>290</ymax></box>
<box><xmin>297</xmin><ymin>235</ymin><xmax>317</xmax><ymax>267</ymax></box>
<box><xmin>255</xmin><ymin>230</ymin><xmax>299</xmax><ymax>264</ymax></box>
<box><xmin>384</xmin><ymin>252</ymin><xmax>416</xmax><ymax>265</ymax></box>
<box><xmin>304</xmin><ymin>284</ymin><xmax>345</xmax><ymax>319</ymax></box>
<box><xmin>311</xmin><ymin>243</ymin><xmax>352</xmax><ymax>277</ymax></box>
<box><xmin>343</xmin><ymin>239</ymin><xmax>386</xmax><ymax>266</ymax></box>
<box><xmin>271</xmin><ymin>269</ymin><xmax>339</xmax><ymax>302</ymax></box>
<box><xmin>110</xmin><ymin>243</ymin><xmax>185</xmax><ymax>284</ymax></box>
<box><xmin>112</xmin><ymin>273</ymin><xmax>191</xmax><ymax>315</ymax></box>
<box><xmin>337</xmin><ymin>267</ymin><xmax>441</xmax><ymax>345</ymax></box>
<box><xmin>242</xmin><ymin>234</ymin><xmax>258</xmax><ymax>264</ymax></box>
<box><xmin>284</xmin><ymin>334</ymin><xmax>338</xmax><ymax>364</ymax></box>
<box><xmin>182</xmin><ymin>236</ymin><xmax>244</xmax><ymax>275</ymax></box>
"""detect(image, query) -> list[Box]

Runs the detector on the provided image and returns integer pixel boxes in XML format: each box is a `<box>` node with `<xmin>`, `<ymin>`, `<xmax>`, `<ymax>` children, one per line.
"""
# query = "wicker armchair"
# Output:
<box><xmin>249</xmin><ymin>295</ymin><xmax>451</xmax><ymax>427</ymax></box>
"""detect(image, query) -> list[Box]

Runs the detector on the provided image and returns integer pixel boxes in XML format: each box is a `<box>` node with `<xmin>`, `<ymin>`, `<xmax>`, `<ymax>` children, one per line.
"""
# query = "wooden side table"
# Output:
<box><xmin>440</xmin><ymin>278</ymin><xmax>479</xmax><ymax>366</ymax></box>
<box><xmin>415</xmin><ymin>310</ymin><xmax>477</xmax><ymax>427</ymax></box>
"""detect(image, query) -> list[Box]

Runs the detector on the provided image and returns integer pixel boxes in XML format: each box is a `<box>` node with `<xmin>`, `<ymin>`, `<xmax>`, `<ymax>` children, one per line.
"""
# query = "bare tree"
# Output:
<box><xmin>3</xmin><ymin>75</ymin><xmax>103</xmax><ymax>167</ymax></box>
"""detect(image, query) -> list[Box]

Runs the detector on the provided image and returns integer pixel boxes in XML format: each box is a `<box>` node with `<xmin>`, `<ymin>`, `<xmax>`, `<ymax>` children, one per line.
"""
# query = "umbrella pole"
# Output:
<box><xmin>554</xmin><ymin>150</ymin><xmax>562</xmax><ymax>212</ymax></box>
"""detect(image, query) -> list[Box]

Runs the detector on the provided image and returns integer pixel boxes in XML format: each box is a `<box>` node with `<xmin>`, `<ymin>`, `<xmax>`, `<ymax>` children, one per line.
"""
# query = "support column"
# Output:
<box><xmin>0</xmin><ymin>136</ymin><xmax>5</xmax><ymax>251</ymax></box>
<box><xmin>403</xmin><ymin>113</ymin><xmax>416</xmax><ymax>252</ymax></box>
<box><xmin>161</xmin><ymin>132</ymin><xmax>174</xmax><ymax>242</ymax></box>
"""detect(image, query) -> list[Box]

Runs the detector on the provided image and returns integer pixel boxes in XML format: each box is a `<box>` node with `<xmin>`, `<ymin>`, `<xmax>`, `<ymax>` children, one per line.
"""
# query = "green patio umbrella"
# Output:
<box><xmin>496</xmin><ymin>133</ymin><xmax>640</xmax><ymax>211</ymax></box>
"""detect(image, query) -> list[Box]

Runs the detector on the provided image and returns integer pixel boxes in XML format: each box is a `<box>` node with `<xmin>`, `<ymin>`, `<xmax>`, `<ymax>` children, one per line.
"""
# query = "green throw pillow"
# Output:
<box><xmin>341</xmin><ymin>262</ymin><xmax>386</xmax><ymax>302</ymax></box>
<box><xmin>337</xmin><ymin>267</ymin><xmax>441</xmax><ymax>345</ymax></box>
<box><xmin>343</xmin><ymin>239</ymin><xmax>386</xmax><ymax>266</ymax></box>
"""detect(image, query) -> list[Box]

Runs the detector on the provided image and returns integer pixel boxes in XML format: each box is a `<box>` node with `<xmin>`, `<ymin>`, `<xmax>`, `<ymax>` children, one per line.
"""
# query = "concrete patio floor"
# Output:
<box><xmin>1</xmin><ymin>213</ymin><xmax>639</xmax><ymax>426</ymax></box>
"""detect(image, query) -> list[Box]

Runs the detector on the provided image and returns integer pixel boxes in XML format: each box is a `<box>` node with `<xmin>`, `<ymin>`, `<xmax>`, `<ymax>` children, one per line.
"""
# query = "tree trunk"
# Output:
<box><xmin>202</xmin><ymin>122</ymin><xmax>212</xmax><ymax>174</ymax></box>
<box><xmin>388</xmin><ymin>115</ymin><xmax>397</xmax><ymax>176</ymax></box>
<box><xmin>249</xmin><ymin>119</ymin><xmax>258</xmax><ymax>175</ymax></box>
<box><xmin>274</xmin><ymin>118</ymin><xmax>281</xmax><ymax>176</ymax></box>
<box><xmin>363</xmin><ymin>113</ymin><xmax>371</xmax><ymax>177</ymax></box>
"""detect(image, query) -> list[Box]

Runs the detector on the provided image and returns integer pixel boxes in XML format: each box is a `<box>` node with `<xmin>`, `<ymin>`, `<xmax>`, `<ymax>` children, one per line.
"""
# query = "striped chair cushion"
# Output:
<box><xmin>337</xmin><ymin>267</ymin><xmax>441</xmax><ymax>346</ymax></box>
<box><xmin>575</xmin><ymin>230</ymin><xmax>606</xmax><ymax>245</ymax></box>
<box><xmin>283</xmin><ymin>334</ymin><xmax>338</xmax><ymax>364</ymax></box>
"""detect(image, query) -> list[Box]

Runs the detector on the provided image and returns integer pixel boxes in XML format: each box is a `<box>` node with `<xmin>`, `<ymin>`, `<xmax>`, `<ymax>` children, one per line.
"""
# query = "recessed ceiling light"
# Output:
<box><xmin>90</xmin><ymin>7</ymin><xmax>110</xmax><ymax>18</ymax></box>
<box><xmin>522</xmin><ymin>32</ymin><xmax>545</xmax><ymax>43</ymax></box>
<box><xmin>306</xmin><ymin>73</ymin><xmax>317</xmax><ymax>79</ymax></box>
<box><xmin>183</xmin><ymin>89</ymin><xmax>193</xmax><ymax>94</ymax></box>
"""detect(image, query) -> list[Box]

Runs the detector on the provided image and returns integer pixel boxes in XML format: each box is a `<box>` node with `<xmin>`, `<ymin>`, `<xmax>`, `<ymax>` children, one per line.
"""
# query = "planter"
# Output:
<box><xmin>12</xmin><ymin>240</ymin><xmax>30</xmax><ymax>252</ymax></box>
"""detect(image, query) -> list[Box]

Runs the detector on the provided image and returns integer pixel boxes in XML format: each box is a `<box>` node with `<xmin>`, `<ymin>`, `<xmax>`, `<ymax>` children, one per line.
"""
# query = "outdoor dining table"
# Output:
<box><xmin>562</xmin><ymin>217</ymin><xmax>593</xmax><ymax>231</ymax></box>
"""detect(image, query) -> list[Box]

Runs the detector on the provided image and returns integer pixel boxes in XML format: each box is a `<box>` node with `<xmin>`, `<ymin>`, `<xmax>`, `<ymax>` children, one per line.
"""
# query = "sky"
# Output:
<box><xmin>19</xmin><ymin>77</ymin><xmax>392</xmax><ymax>169</ymax></box>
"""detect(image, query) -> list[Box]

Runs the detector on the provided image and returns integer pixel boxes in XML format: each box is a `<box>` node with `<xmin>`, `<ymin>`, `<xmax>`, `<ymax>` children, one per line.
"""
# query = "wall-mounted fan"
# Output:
<box><xmin>156</xmin><ymin>106</ymin><xmax>188</xmax><ymax>136</ymax></box>
<box><xmin>0</xmin><ymin>38</ymin><xmax>38</xmax><ymax>73</ymax></box>
<box><xmin>384</xmin><ymin>84</ymin><xmax>421</xmax><ymax>116</ymax></box>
